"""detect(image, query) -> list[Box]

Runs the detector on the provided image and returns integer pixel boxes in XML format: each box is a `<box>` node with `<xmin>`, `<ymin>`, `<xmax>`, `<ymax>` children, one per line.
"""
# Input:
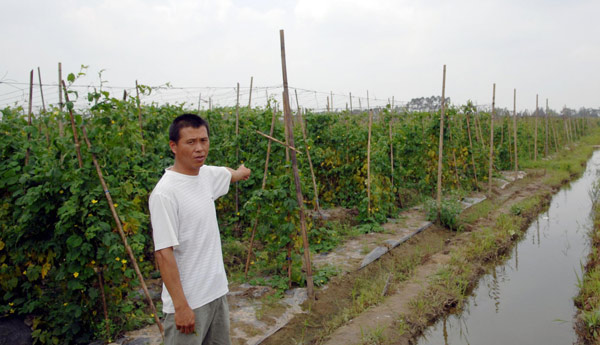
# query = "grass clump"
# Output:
<box><xmin>424</xmin><ymin>197</ymin><xmax>463</xmax><ymax>231</ymax></box>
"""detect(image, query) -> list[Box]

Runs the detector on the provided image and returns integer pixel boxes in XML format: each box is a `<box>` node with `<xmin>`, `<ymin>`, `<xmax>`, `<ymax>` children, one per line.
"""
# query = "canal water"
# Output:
<box><xmin>417</xmin><ymin>151</ymin><xmax>600</xmax><ymax>345</ymax></box>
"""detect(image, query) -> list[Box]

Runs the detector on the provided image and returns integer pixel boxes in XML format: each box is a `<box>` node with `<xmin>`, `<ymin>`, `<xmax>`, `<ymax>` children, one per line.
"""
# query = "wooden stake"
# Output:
<box><xmin>25</xmin><ymin>70</ymin><xmax>34</xmax><ymax>166</ymax></box>
<box><xmin>545</xmin><ymin>98</ymin><xmax>549</xmax><ymax>157</ymax></box>
<box><xmin>367</xmin><ymin>91</ymin><xmax>372</xmax><ymax>216</ymax></box>
<box><xmin>349</xmin><ymin>92</ymin><xmax>353</xmax><ymax>113</ymax></box>
<box><xmin>534</xmin><ymin>95</ymin><xmax>538</xmax><ymax>161</ymax></box>
<box><xmin>465</xmin><ymin>110</ymin><xmax>478</xmax><ymax>187</ymax></box>
<box><xmin>488</xmin><ymin>83</ymin><xmax>496</xmax><ymax>197</ymax></box>
<box><xmin>551</xmin><ymin>116</ymin><xmax>559</xmax><ymax>153</ymax></box>
<box><xmin>513</xmin><ymin>89</ymin><xmax>518</xmax><ymax>177</ymax></box>
<box><xmin>135</xmin><ymin>81</ymin><xmax>145</xmax><ymax>155</ymax></box>
<box><xmin>235</xmin><ymin>83</ymin><xmax>240</xmax><ymax>217</ymax></box>
<box><xmin>37</xmin><ymin>67</ymin><xmax>46</xmax><ymax>113</ymax></box>
<box><xmin>80</xmin><ymin>125</ymin><xmax>164</xmax><ymax>339</ymax></box>
<box><xmin>61</xmin><ymin>81</ymin><xmax>84</xmax><ymax>169</ymax></box>
<box><xmin>244</xmin><ymin>108</ymin><xmax>277</xmax><ymax>278</ymax></box>
<box><xmin>296</xmin><ymin>94</ymin><xmax>321</xmax><ymax>211</ymax></box>
<box><xmin>389</xmin><ymin>112</ymin><xmax>394</xmax><ymax>192</ymax></box>
<box><xmin>248</xmin><ymin>76</ymin><xmax>253</xmax><ymax>108</ymax></box>
<box><xmin>330</xmin><ymin>91</ymin><xmax>334</xmax><ymax>112</ymax></box>
<box><xmin>96</xmin><ymin>269</ymin><xmax>111</xmax><ymax>340</ymax></box>
<box><xmin>436</xmin><ymin>65</ymin><xmax>447</xmax><ymax>216</ymax></box>
<box><xmin>279</xmin><ymin>29</ymin><xmax>314</xmax><ymax>299</ymax></box>
<box><xmin>198</xmin><ymin>93</ymin><xmax>202</xmax><ymax>113</ymax></box>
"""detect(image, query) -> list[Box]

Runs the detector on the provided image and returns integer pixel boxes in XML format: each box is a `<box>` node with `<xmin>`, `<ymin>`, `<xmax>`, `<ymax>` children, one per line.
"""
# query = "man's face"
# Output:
<box><xmin>169</xmin><ymin>126</ymin><xmax>210</xmax><ymax>175</ymax></box>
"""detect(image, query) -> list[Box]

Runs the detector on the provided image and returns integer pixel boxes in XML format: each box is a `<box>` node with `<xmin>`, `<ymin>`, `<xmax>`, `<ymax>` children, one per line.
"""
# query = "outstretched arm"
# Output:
<box><xmin>227</xmin><ymin>164</ymin><xmax>251</xmax><ymax>183</ymax></box>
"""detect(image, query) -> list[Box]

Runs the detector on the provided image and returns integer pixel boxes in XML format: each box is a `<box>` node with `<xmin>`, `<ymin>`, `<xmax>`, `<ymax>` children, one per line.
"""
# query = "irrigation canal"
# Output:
<box><xmin>417</xmin><ymin>151</ymin><xmax>600</xmax><ymax>345</ymax></box>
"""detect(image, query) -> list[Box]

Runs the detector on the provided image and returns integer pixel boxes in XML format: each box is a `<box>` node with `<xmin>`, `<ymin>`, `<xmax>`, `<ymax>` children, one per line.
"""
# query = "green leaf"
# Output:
<box><xmin>67</xmin><ymin>73</ymin><xmax>75</xmax><ymax>83</ymax></box>
<box><xmin>66</xmin><ymin>234</ymin><xmax>83</xmax><ymax>248</ymax></box>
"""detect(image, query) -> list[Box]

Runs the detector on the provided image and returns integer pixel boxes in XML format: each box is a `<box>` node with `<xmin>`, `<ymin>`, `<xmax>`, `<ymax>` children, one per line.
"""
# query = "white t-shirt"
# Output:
<box><xmin>149</xmin><ymin>165</ymin><xmax>232</xmax><ymax>313</ymax></box>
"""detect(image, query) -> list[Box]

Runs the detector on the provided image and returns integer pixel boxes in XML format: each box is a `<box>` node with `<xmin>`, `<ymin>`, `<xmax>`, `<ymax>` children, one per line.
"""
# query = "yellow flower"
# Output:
<box><xmin>115</xmin><ymin>257</ymin><xmax>120</xmax><ymax>261</ymax></box>
<box><xmin>23</xmin><ymin>271</ymin><xmax>27</xmax><ymax>275</ymax></box>
<box><xmin>251</xmin><ymin>261</ymin><xmax>255</xmax><ymax>265</ymax></box>
<box><xmin>113</xmin><ymin>203</ymin><xmax>118</xmax><ymax>208</ymax></box>
<box><xmin>63</xmin><ymin>303</ymin><xmax>68</xmax><ymax>306</ymax></box>
<box><xmin>59</xmin><ymin>190</ymin><xmax>64</xmax><ymax>194</ymax></box>
<box><xmin>73</xmin><ymin>272</ymin><xmax>79</xmax><ymax>278</ymax></box>
<box><xmin>91</xmin><ymin>199</ymin><xmax>98</xmax><ymax>204</ymax></box>
<box><xmin>8</xmin><ymin>302</ymin><xmax>14</xmax><ymax>306</ymax></box>
<box><xmin>121</xmin><ymin>259</ymin><xmax>127</xmax><ymax>264</ymax></box>
<box><xmin>111</xmin><ymin>120</ymin><xmax>115</xmax><ymax>124</ymax></box>
<box><xmin>88</xmin><ymin>214</ymin><xmax>92</xmax><ymax>217</ymax></box>
<box><xmin>150</xmin><ymin>313</ymin><xmax>154</xmax><ymax>317</ymax></box>
<box><xmin>139</xmin><ymin>257</ymin><xmax>143</xmax><ymax>262</ymax></box>
<box><xmin>91</xmin><ymin>260</ymin><xmax>96</xmax><ymax>265</ymax></box>
<box><xmin>10</xmin><ymin>309</ymin><xmax>14</xmax><ymax>314</ymax></box>
<box><xmin>236</xmin><ymin>212</ymin><xmax>240</xmax><ymax>216</ymax></box>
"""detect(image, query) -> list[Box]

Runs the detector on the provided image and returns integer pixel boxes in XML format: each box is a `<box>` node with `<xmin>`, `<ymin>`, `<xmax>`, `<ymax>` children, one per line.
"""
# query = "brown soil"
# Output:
<box><xmin>262</xmin><ymin>169</ymin><xmax>560</xmax><ymax>345</ymax></box>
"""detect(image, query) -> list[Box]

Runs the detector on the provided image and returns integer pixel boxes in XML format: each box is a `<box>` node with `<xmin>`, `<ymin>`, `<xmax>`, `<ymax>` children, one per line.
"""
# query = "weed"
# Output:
<box><xmin>360</xmin><ymin>324</ymin><xmax>388</xmax><ymax>344</ymax></box>
<box><xmin>424</xmin><ymin>197</ymin><xmax>462</xmax><ymax>231</ymax></box>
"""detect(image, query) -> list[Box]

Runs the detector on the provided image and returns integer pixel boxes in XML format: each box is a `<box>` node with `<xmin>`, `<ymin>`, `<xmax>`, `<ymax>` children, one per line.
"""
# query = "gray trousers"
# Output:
<box><xmin>163</xmin><ymin>295</ymin><xmax>231</xmax><ymax>345</ymax></box>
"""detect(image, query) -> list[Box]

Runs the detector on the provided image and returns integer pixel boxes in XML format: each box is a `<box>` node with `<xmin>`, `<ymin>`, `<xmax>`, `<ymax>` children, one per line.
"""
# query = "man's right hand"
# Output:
<box><xmin>175</xmin><ymin>305</ymin><xmax>195</xmax><ymax>334</ymax></box>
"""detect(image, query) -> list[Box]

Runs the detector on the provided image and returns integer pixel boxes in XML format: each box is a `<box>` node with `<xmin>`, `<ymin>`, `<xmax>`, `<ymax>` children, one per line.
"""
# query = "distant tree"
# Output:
<box><xmin>406</xmin><ymin>95</ymin><xmax>451</xmax><ymax>112</ymax></box>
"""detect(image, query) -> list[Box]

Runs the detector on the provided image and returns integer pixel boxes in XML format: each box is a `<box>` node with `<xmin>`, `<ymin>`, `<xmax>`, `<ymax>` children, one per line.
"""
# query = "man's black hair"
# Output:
<box><xmin>169</xmin><ymin>114</ymin><xmax>210</xmax><ymax>143</ymax></box>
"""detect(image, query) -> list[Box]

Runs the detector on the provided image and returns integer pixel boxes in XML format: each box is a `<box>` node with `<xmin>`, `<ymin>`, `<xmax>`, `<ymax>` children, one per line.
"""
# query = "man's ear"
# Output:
<box><xmin>169</xmin><ymin>141</ymin><xmax>177</xmax><ymax>155</ymax></box>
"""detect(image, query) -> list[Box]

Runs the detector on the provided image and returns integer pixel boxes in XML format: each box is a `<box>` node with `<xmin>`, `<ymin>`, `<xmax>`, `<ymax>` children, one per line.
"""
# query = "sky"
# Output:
<box><xmin>1</xmin><ymin>0</ymin><xmax>599</xmax><ymax>113</ymax></box>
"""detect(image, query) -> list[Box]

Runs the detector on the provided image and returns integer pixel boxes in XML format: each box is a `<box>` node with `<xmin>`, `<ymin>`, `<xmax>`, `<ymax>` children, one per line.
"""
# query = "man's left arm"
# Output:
<box><xmin>227</xmin><ymin>164</ymin><xmax>251</xmax><ymax>183</ymax></box>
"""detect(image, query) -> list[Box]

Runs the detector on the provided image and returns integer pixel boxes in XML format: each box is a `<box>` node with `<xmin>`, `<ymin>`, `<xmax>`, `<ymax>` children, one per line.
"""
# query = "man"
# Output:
<box><xmin>149</xmin><ymin>114</ymin><xmax>251</xmax><ymax>345</ymax></box>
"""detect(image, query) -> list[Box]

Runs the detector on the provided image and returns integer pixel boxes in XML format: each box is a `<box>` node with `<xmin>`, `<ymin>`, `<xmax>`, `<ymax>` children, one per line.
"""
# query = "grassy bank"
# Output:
<box><xmin>574</xmin><ymin>177</ymin><xmax>600</xmax><ymax>344</ymax></box>
<box><xmin>395</xmin><ymin>129</ymin><xmax>600</xmax><ymax>343</ymax></box>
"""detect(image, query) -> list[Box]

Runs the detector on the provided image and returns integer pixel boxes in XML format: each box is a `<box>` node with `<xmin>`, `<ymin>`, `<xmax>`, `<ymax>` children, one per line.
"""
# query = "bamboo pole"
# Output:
<box><xmin>279</xmin><ymin>29</ymin><xmax>314</xmax><ymax>299</ymax></box>
<box><xmin>37</xmin><ymin>67</ymin><xmax>46</xmax><ymax>113</ymax></box>
<box><xmin>37</xmin><ymin>67</ymin><xmax>51</xmax><ymax>146</ymax></box>
<box><xmin>135</xmin><ymin>81</ymin><xmax>145</xmax><ymax>155</ymax></box>
<box><xmin>235</xmin><ymin>83</ymin><xmax>240</xmax><ymax>217</ymax></box>
<box><xmin>367</xmin><ymin>91</ymin><xmax>372</xmax><ymax>216</ymax></box>
<box><xmin>25</xmin><ymin>70</ymin><xmax>34</xmax><ymax>166</ymax></box>
<box><xmin>474</xmin><ymin>110</ymin><xmax>485</xmax><ymax>147</ymax></box>
<box><xmin>349</xmin><ymin>92</ymin><xmax>353</xmax><ymax>113</ymax></box>
<box><xmin>507</xmin><ymin>115</ymin><xmax>513</xmax><ymax>167</ymax></box>
<box><xmin>389</xmin><ymin>112</ymin><xmax>394</xmax><ymax>191</ymax></box>
<box><xmin>61</xmin><ymin>81</ymin><xmax>84</xmax><ymax>168</ymax></box>
<box><xmin>80</xmin><ymin>125</ymin><xmax>163</xmax><ymax>339</ymax></box>
<box><xmin>58</xmin><ymin>62</ymin><xmax>64</xmax><ymax>137</ymax></box>
<box><xmin>244</xmin><ymin>108</ymin><xmax>277</xmax><ymax>278</ymax></box>
<box><xmin>551</xmin><ymin>117</ymin><xmax>559</xmax><ymax>153</ymax></box>
<box><xmin>465</xmin><ymin>110</ymin><xmax>479</xmax><ymax>187</ymax></box>
<box><xmin>534</xmin><ymin>95</ymin><xmax>538</xmax><ymax>161</ymax></box>
<box><xmin>248</xmin><ymin>76</ymin><xmax>253</xmax><ymax>108</ymax></box>
<box><xmin>448</xmin><ymin>114</ymin><xmax>460</xmax><ymax>188</ymax></box>
<box><xmin>295</xmin><ymin>92</ymin><xmax>320</xmax><ymax>211</ymax></box>
<box><xmin>513</xmin><ymin>88</ymin><xmax>518</xmax><ymax>177</ymax></box>
<box><xmin>96</xmin><ymin>270</ymin><xmax>111</xmax><ymax>339</ymax></box>
<box><xmin>436</xmin><ymin>65</ymin><xmax>447</xmax><ymax>216</ymax></box>
<box><xmin>545</xmin><ymin>99</ymin><xmax>549</xmax><ymax>157</ymax></box>
<box><xmin>198</xmin><ymin>93</ymin><xmax>202</xmax><ymax>113</ymax></box>
<box><xmin>488</xmin><ymin>84</ymin><xmax>496</xmax><ymax>197</ymax></box>
<box><xmin>330</xmin><ymin>91</ymin><xmax>334</xmax><ymax>112</ymax></box>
